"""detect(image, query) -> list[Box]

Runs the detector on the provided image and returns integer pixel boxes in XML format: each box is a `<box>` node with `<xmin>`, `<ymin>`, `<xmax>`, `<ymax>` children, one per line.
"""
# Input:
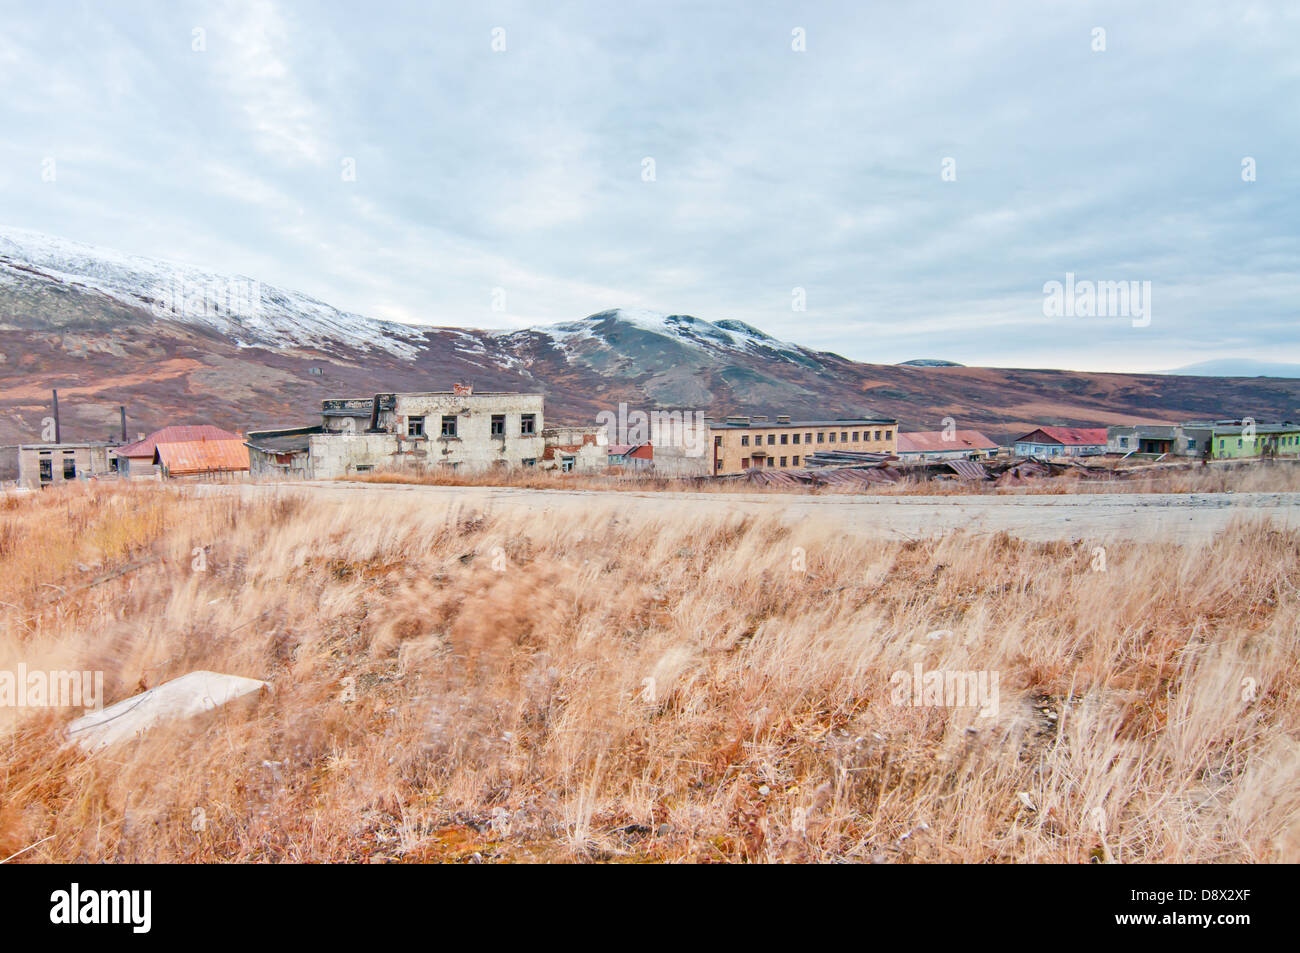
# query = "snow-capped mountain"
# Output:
<box><xmin>0</xmin><ymin>226</ymin><xmax>424</xmax><ymax>356</ymax></box>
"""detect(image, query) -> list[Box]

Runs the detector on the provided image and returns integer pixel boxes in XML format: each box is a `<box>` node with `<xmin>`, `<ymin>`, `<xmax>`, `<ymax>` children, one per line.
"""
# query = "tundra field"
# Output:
<box><xmin>1</xmin><ymin>482</ymin><xmax>1298</xmax><ymax>863</ymax></box>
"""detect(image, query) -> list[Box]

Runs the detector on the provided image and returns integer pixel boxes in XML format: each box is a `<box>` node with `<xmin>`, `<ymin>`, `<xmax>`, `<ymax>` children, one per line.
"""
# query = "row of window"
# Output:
<box><xmin>406</xmin><ymin>413</ymin><xmax>537</xmax><ymax>439</ymax></box>
<box><xmin>738</xmin><ymin>456</ymin><xmax>800</xmax><ymax>469</ymax></box>
<box><xmin>735</xmin><ymin>429</ymin><xmax>892</xmax><ymax>447</ymax></box>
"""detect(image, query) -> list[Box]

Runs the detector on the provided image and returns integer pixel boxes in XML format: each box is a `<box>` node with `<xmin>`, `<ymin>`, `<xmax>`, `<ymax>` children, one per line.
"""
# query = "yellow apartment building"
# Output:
<box><xmin>708</xmin><ymin>414</ymin><xmax>898</xmax><ymax>475</ymax></box>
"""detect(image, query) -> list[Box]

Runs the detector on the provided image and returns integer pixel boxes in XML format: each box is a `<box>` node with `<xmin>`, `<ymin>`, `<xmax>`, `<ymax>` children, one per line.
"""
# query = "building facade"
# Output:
<box><xmin>1013</xmin><ymin>427</ymin><xmax>1108</xmax><ymax>457</ymax></box>
<box><xmin>249</xmin><ymin>390</ymin><xmax>554</xmax><ymax>479</ymax></box>
<box><xmin>17</xmin><ymin>442</ymin><xmax>117</xmax><ymax>489</ymax></box>
<box><xmin>708</xmin><ymin>415</ymin><xmax>898</xmax><ymax>475</ymax></box>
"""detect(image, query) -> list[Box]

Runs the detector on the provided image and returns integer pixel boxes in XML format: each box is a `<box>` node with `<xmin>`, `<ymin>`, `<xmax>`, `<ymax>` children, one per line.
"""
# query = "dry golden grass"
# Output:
<box><xmin>1</xmin><ymin>481</ymin><xmax>1297</xmax><ymax>863</ymax></box>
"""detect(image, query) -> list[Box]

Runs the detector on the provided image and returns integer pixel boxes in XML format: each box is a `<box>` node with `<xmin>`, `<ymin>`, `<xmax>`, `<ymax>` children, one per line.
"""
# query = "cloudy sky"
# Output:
<box><xmin>1</xmin><ymin>0</ymin><xmax>1296</xmax><ymax>371</ymax></box>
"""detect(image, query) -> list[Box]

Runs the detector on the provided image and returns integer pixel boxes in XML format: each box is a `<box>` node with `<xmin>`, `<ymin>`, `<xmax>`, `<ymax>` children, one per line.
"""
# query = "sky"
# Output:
<box><xmin>0</xmin><ymin>0</ymin><xmax>1296</xmax><ymax>372</ymax></box>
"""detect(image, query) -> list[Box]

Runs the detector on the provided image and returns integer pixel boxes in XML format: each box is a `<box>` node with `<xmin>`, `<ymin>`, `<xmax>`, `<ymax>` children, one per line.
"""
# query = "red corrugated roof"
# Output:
<box><xmin>1026</xmin><ymin>426</ymin><xmax>1109</xmax><ymax>446</ymax></box>
<box><xmin>153</xmin><ymin>439</ymin><xmax>249</xmax><ymax>475</ymax></box>
<box><xmin>115</xmin><ymin>425</ymin><xmax>243</xmax><ymax>458</ymax></box>
<box><xmin>897</xmin><ymin>430</ymin><xmax>998</xmax><ymax>453</ymax></box>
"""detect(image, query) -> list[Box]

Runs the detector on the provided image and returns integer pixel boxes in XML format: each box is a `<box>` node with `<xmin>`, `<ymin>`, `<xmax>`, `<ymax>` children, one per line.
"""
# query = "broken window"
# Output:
<box><xmin>63</xmin><ymin>457</ymin><xmax>76</xmax><ymax>479</ymax></box>
<box><xmin>441</xmin><ymin>415</ymin><xmax>457</xmax><ymax>438</ymax></box>
<box><xmin>520</xmin><ymin>414</ymin><xmax>536</xmax><ymax>435</ymax></box>
<box><xmin>407</xmin><ymin>415</ymin><xmax>425</xmax><ymax>437</ymax></box>
<box><xmin>491</xmin><ymin>414</ymin><xmax>505</xmax><ymax>436</ymax></box>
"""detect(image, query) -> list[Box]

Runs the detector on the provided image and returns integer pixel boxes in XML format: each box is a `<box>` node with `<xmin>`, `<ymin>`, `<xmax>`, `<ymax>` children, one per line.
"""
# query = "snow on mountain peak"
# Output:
<box><xmin>0</xmin><ymin>225</ymin><xmax>424</xmax><ymax>356</ymax></box>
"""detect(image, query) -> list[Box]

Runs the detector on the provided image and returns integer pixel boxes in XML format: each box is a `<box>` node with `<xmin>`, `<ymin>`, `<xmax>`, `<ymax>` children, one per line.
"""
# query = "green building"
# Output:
<box><xmin>1201</xmin><ymin>420</ymin><xmax>1300</xmax><ymax>460</ymax></box>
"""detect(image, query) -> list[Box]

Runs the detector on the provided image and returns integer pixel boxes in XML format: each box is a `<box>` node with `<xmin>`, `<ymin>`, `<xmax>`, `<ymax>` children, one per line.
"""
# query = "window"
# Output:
<box><xmin>522</xmin><ymin>457</ymin><xmax>537</xmax><ymax>467</ymax></box>
<box><xmin>841</xmin><ymin>432</ymin><xmax>848</xmax><ymax>442</ymax></box>
<box><xmin>741</xmin><ymin>435</ymin><xmax>749</xmax><ymax>446</ymax></box>
<box><xmin>780</xmin><ymin>433</ymin><xmax>788</xmax><ymax>445</ymax></box>
<box><xmin>792</xmin><ymin>433</ymin><xmax>800</xmax><ymax>445</ymax></box>
<box><xmin>765</xmin><ymin>457</ymin><xmax>773</xmax><ymax>467</ymax></box>
<box><xmin>766</xmin><ymin>434</ymin><xmax>775</xmax><ymax>445</ymax></box>
<box><xmin>715</xmin><ymin>435</ymin><xmax>723</xmax><ymax>447</ymax></box>
<box><xmin>561</xmin><ymin>457</ymin><xmax>574</xmax><ymax>472</ymax></box>
<box><xmin>852</xmin><ymin>432</ymin><xmax>859</xmax><ymax>441</ymax></box>
<box><xmin>885</xmin><ymin>430</ymin><xmax>892</xmax><ymax>440</ymax></box>
<box><xmin>63</xmin><ymin>457</ymin><xmax>76</xmax><ymax>479</ymax></box>
<box><xmin>354</xmin><ymin>464</ymin><xmax>373</xmax><ymax>473</ymax></box>
<box><xmin>1237</xmin><ymin>438</ymin><xmax>1243</xmax><ymax>448</ymax></box>
<box><xmin>779</xmin><ymin>456</ymin><xmax>787</xmax><ymax>467</ymax></box>
<box><xmin>715</xmin><ymin>458</ymin><xmax>724</xmax><ymax>471</ymax></box>
<box><xmin>39</xmin><ymin>458</ymin><xmax>52</xmax><ymax>483</ymax></box>
<box><xmin>491</xmin><ymin>414</ymin><xmax>505</xmax><ymax>437</ymax></box>
<box><xmin>1119</xmin><ymin>436</ymin><xmax>1128</xmax><ymax>447</ymax></box>
<box><xmin>521</xmin><ymin>414</ymin><xmax>536</xmax><ymax>435</ymax></box>
<box><xmin>1186</xmin><ymin>439</ymin><xmax>1195</xmax><ymax>450</ymax></box>
<box><xmin>792</xmin><ymin>455</ymin><xmax>800</xmax><ymax>466</ymax></box>
<box><xmin>829</xmin><ymin>433</ymin><xmax>836</xmax><ymax>443</ymax></box>
<box><xmin>407</xmin><ymin>415</ymin><xmax>425</xmax><ymax>437</ymax></box>
<box><xmin>440</xmin><ymin>415</ymin><xmax>458</xmax><ymax>438</ymax></box>
<box><xmin>741</xmin><ymin>457</ymin><xmax>750</xmax><ymax>469</ymax></box>
<box><xmin>817</xmin><ymin>432</ymin><xmax>824</xmax><ymax>443</ymax></box>
<box><xmin>874</xmin><ymin>430</ymin><xmax>881</xmax><ymax>440</ymax></box>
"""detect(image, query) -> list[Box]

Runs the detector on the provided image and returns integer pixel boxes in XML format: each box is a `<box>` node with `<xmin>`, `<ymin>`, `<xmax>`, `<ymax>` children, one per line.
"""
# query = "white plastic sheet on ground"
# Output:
<box><xmin>66</xmin><ymin>670</ymin><xmax>269</xmax><ymax>752</ymax></box>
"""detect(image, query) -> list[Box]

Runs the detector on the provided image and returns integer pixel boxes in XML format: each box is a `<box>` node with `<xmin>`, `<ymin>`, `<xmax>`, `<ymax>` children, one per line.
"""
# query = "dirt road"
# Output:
<box><xmin>215</xmin><ymin>481</ymin><xmax>1300</xmax><ymax>543</ymax></box>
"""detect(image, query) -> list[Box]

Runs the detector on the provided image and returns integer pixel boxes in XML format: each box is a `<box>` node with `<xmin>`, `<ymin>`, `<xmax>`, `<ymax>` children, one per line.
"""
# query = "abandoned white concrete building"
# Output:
<box><xmin>247</xmin><ymin>389</ymin><xmax>595</xmax><ymax>479</ymax></box>
<box><xmin>16</xmin><ymin>442</ymin><xmax>117</xmax><ymax>488</ymax></box>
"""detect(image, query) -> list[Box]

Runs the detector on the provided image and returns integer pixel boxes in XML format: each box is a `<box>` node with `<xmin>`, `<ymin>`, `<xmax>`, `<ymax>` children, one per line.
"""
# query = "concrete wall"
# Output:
<box><xmin>17</xmin><ymin>444</ymin><xmax>116</xmax><ymax>488</ymax></box>
<box><xmin>307</xmin><ymin>433</ymin><xmax>403</xmax><ymax>479</ymax></box>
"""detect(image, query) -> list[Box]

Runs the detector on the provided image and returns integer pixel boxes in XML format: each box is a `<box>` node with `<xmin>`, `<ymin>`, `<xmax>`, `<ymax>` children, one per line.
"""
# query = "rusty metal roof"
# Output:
<box><xmin>153</xmin><ymin>439</ymin><xmax>250</xmax><ymax>474</ymax></box>
<box><xmin>898</xmin><ymin>430</ymin><xmax>998</xmax><ymax>453</ymax></box>
<box><xmin>116</xmin><ymin>425</ymin><xmax>243</xmax><ymax>458</ymax></box>
<box><xmin>1017</xmin><ymin>427</ymin><xmax>1109</xmax><ymax>446</ymax></box>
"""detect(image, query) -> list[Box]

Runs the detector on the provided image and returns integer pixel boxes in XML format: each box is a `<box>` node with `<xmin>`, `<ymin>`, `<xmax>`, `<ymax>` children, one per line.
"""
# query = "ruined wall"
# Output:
<box><xmin>306</xmin><ymin>433</ymin><xmax>402</xmax><ymax>479</ymax></box>
<box><xmin>17</xmin><ymin>444</ymin><xmax>115</xmax><ymax>488</ymax></box>
<box><xmin>384</xmin><ymin>393</ymin><xmax>546</xmax><ymax>470</ymax></box>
